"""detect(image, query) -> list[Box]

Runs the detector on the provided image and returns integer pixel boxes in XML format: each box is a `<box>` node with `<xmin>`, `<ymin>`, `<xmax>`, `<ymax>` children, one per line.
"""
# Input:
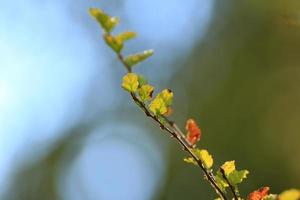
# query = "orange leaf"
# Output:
<box><xmin>185</xmin><ymin>119</ymin><xmax>201</xmax><ymax>146</ymax></box>
<box><xmin>247</xmin><ymin>187</ymin><xmax>270</xmax><ymax>200</ymax></box>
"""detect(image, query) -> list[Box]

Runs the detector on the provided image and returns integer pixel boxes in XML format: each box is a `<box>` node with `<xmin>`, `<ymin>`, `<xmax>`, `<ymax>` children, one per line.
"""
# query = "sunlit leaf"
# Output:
<box><xmin>279</xmin><ymin>189</ymin><xmax>300</xmax><ymax>200</ymax></box>
<box><xmin>103</xmin><ymin>34</ymin><xmax>123</xmax><ymax>53</ymax></box>
<box><xmin>122</xmin><ymin>73</ymin><xmax>139</xmax><ymax>92</ymax></box>
<box><xmin>138</xmin><ymin>84</ymin><xmax>154</xmax><ymax>102</ymax></box>
<box><xmin>124</xmin><ymin>49</ymin><xmax>154</xmax><ymax>67</ymax></box>
<box><xmin>247</xmin><ymin>187</ymin><xmax>270</xmax><ymax>200</ymax></box>
<box><xmin>191</xmin><ymin>149</ymin><xmax>213</xmax><ymax>169</ymax></box>
<box><xmin>117</xmin><ymin>31</ymin><xmax>137</xmax><ymax>42</ymax></box>
<box><xmin>185</xmin><ymin>119</ymin><xmax>201</xmax><ymax>146</ymax></box>
<box><xmin>215</xmin><ymin>171</ymin><xmax>229</xmax><ymax>192</ymax></box>
<box><xmin>89</xmin><ymin>8</ymin><xmax>119</xmax><ymax>33</ymax></box>
<box><xmin>227</xmin><ymin>169</ymin><xmax>249</xmax><ymax>186</ymax></box>
<box><xmin>198</xmin><ymin>149</ymin><xmax>213</xmax><ymax>169</ymax></box>
<box><xmin>219</xmin><ymin>160</ymin><xmax>249</xmax><ymax>187</ymax></box>
<box><xmin>216</xmin><ymin>161</ymin><xmax>249</xmax><ymax>193</ymax></box>
<box><xmin>149</xmin><ymin>89</ymin><xmax>173</xmax><ymax>115</ymax></box>
<box><xmin>158</xmin><ymin>89</ymin><xmax>173</xmax><ymax>106</ymax></box>
<box><xmin>183</xmin><ymin>157</ymin><xmax>197</xmax><ymax>165</ymax></box>
<box><xmin>149</xmin><ymin>96</ymin><xmax>167</xmax><ymax>115</ymax></box>
<box><xmin>221</xmin><ymin>161</ymin><xmax>236</xmax><ymax>176</ymax></box>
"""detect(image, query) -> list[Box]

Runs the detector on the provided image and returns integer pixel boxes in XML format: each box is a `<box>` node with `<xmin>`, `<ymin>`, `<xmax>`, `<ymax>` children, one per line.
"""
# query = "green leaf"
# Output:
<box><xmin>149</xmin><ymin>96</ymin><xmax>167</xmax><ymax>115</ymax></box>
<box><xmin>137</xmin><ymin>75</ymin><xmax>148</xmax><ymax>86</ymax></box>
<box><xmin>89</xmin><ymin>8</ymin><xmax>119</xmax><ymax>33</ymax></box>
<box><xmin>122</xmin><ymin>73</ymin><xmax>139</xmax><ymax>92</ymax></box>
<box><xmin>148</xmin><ymin>88</ymin><xmax>173</xmax><ymax>115</ymax></box>
<box><xmin>215</xmin><ymin>171</ymin><xmax>229</xmax><ymax>192</ymax></box>
<box><xmin>124</xmin><ymin>49</ymin><xmax>154</xmax><ymax>67</ymax></box>
<box><xmin>220</xmin><ymin>160</ymin><xmax>249</xmax><ymax>186</ymax></box>
<box><xmin>138</xmin><ymin>84</ymin><xmax>154</xmax><ymax>102</ymax></box>
<box><xmin>185</xmin><ymin>149</ymin><xmax>214</xmax><ymax>169</ymax></box>
<box><xmin>158</xmin><ymin>89</ymin><xmax>173</xmax><ymax>106</ymax></box>
<box><xmin>183</xmin><ymin>157</ymin><xmax>197</xmax><ymax>165</ymax></box>
<box><xmin>117</xmin><ymin>31</ymin><xmax>137</xmax><ymax>42</ymax></box>
<box><xmin>215</xmin><ymin>161</ymin><xmax>249</xmax><ymax>193</ymax></box>
<box><xmin>227</xmin><ymin>169</ymin><xmax>249</xmax><ymax>186</ymax></box>
<box><xmin>183</xmin><ymin>149</ymin><xmax>213</xmax><ymax>169</ymax></box>
<box><xmin>103</xmin><ymin>34</ymin><xmax>123</xmax><ymax>53</ymax></box>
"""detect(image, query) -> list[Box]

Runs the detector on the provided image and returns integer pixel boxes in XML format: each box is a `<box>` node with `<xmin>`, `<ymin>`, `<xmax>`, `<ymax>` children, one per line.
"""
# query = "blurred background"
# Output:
<box><xmin>0</xmin><ymin>0</ymin><xmax>300</xmax><ymax>199</ymax></box>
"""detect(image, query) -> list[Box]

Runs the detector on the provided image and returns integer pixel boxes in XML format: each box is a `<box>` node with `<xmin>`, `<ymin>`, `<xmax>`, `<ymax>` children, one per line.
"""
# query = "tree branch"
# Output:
<box><xmin>112</xmin><ymin>41</ymin><xmax>227</xmax><ymax>199</ymax></box>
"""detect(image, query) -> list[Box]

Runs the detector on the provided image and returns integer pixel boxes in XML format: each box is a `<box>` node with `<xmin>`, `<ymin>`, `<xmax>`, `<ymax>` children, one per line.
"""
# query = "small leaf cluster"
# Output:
<box><xmin>89</xmin><ymin>8</ymin><xmax>173</xmax><ymax>121</ymax></box>
<box><xmin>122</xmin><ymin>72</ymin><xmax>173</xmax><ymax>117</ymax></box>
<box><xmin>184</xmin><ymin>149</ymin><xmax>213</xmax><ymax>169</ymax></box>
<box><xmin>216</xmin><ymin>161</ymin><xmax>249</xmax><ymax>194</ymax></box>
<box><xmin>89</xmin><ymin>8</ymin><xmax>153</xmax><ymax>68</ymax></box>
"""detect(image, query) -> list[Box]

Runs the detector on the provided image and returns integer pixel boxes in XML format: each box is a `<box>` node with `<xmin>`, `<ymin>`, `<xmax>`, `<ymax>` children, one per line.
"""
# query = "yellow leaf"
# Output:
<box><xmin>219</xmin><ymin>160</ymin><xmax>249</xmax><ymax>187</ymax></box>
<box><xmin>122</xmin><ymin>73</ymin><xmax>139</xmax><ymax>92</ymax></box>
<box><xmin>199</xmin><ymin>149</ymin><xmax>213</xmax><ymax>169</ymax></box>
<box><xmin>193</xmin><ymin>149</ymin><xmax>213</xmax><ymax>169</ymax></box>
<box><xmin>103</xmin><ymin>34</ymin><xmax>123</xmax><ymax>53</ymax></box>
<box><xmin>89</xmin><ymin>8</ymin><xmax>119</xmax><ymax>33</ymax></box>
<box><xmin>117</xmin><ymin>31</ymin><xmax>137</xmax><ymax>42</ymax></box>
<box><xmin>158</xmin><ymin>89</ymin><xmax>173</xmax><ymax>106</ymax></box>
<box><xmin>221</xmin><ymin>161</ymin><xmax>236</xmax><ymax>176</ymax></box>
<box><xmin>228</xmin><ymin>169</ymin><xmax>249</xmax><ymax>185</ymax></box>
<box><xmin>279</xmin><ymin>189</ymin><xmax>300</xmax><ymax>200</ymax></box>
<box><xmin>149</xmin><ymin>96</ymin><xmax>167</xmax><ymax>115</ymax></box>
<box><xmin>138</xmin><ymin>84</ymin><xmax>154</xmax><ymax>102</ymax></box>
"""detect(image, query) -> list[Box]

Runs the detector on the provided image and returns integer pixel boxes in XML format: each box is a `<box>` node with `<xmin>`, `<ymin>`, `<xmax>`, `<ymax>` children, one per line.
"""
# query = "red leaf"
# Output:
<box><xmin>185</xmin><ymin>119</ymin><xmax>201</xmax><ymax>146</ymax></box>
<box><xmin>247</xmin><ymin>187</ymin><xmax>270</xmax><ymax>200</ymax></box>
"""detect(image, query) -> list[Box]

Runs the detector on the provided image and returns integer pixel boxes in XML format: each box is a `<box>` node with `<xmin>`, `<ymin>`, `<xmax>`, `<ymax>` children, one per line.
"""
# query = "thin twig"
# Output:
<box><xmin>220</xmin><ymin>168</ymin><xmax>239</xmax><ymax>200</ymax></box>
<box><xmin>117</xmin><ymin>53</ymin><xmax>131</xmax><ymax>72</ymax></box>
<box><xmin>161</xmin><ymin>116</ymin><xmax>190</xmax><ymax>146</ymax></box>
